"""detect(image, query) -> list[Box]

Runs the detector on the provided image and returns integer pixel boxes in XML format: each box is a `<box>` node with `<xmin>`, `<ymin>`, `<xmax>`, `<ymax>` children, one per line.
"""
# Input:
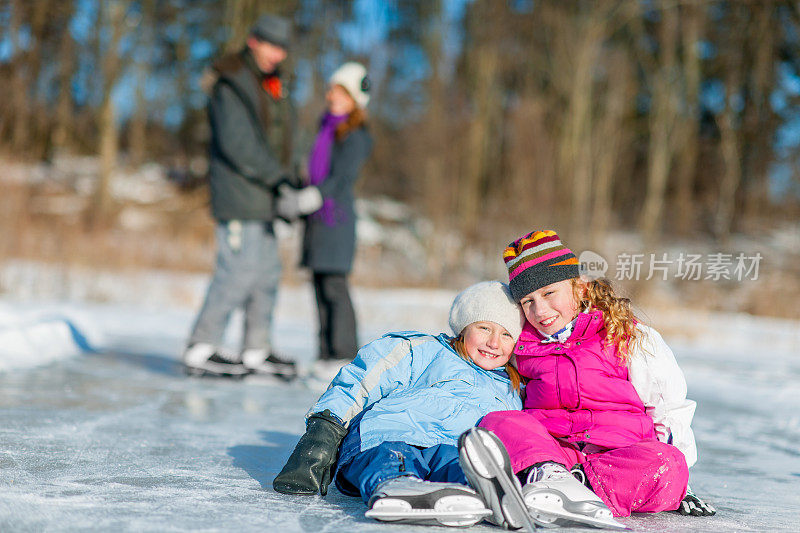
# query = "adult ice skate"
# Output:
<box><xmin>183</xmin><ymin>343</ymin><xmax>249</xmax><ymax>378</ymax></box>
<box><xmin>241</xmin><ymin>349</ymin><xmax>297</xmax><ymax>381</ymax></box>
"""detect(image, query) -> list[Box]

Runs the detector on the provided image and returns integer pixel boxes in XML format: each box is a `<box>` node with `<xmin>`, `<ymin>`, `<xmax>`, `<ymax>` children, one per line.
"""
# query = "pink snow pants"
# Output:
<box><xmin>479</xmin><ymin>411</ymin><xmax>689</xmax><ymax>517</ymax></box>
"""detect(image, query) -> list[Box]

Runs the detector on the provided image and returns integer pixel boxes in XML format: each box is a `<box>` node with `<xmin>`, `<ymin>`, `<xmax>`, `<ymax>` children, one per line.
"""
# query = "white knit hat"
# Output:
<box><xmin>329</xmin><ymin>62</ymin><xmax>370</xmax><ymax>109</ymax></box>
<box><xmin>448</xmin><ymin>281</ymin><xmax>525</xmax><ymax>340</ymax></box>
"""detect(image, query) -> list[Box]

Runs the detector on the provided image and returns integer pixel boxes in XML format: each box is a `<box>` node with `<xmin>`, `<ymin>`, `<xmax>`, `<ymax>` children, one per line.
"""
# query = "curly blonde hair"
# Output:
<box><xmin>571</xmin><ymin>277</ymin><xmax>641</xmax><ymax>363</ymax></box>
<box><xmin>450</xmin><ymin>336</ymin><xmax>523</xmax><ymax>392</ymax></box>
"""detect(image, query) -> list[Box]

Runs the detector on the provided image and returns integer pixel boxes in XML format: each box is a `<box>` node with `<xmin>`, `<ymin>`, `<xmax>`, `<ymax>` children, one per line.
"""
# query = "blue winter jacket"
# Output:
<box><xmin>308</xmin><ymin>331</ymin><xmax>523</xmax><ymax>467</ymax></box>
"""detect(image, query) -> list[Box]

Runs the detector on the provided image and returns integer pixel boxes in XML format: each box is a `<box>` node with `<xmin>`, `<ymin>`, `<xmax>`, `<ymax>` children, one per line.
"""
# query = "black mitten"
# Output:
<box><xmin>676</xmin><ymin>484</ymin><xmax>716</xmax><ymax>516</ymax></box>
<box><xmin>273</xmin><ymin>410</ymin><xmax>347</xmax><ymax>495</ymax></box>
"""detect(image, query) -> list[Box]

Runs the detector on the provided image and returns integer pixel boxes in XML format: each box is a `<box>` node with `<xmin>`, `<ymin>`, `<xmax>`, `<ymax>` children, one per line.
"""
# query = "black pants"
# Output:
<box><xmin>313</xmin><ymin>272</ymin><xmax>357</xmax><ymax>360</ymax></box>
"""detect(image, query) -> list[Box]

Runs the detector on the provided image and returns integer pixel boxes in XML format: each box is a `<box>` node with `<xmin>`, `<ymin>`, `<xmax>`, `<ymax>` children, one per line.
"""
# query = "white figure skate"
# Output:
<box><xmin>522</xmin><ymin>461</ymin><xmax>628</xmax><ymax>530</ymax></box>
<box><xmin>458</xmin><ymin>428</ymin><xmax>538</xmax><ymax>532</ymax></box>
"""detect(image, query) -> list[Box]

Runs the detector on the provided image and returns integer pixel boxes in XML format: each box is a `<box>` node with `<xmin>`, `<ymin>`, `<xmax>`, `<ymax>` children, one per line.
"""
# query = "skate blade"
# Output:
<box><xmin>531</xmin><ymin>509</ymin><xmax>628</xmax><ymax>530</ymax></box>
<box><xmin>367</xmin><ymin>493</ymin><xmax>491</xmax><ymax>527</ymax></box>
<box><xmin>459</xmin><ymin>428</ymin><xmax>538</xmax><ymax>533</ymax></box>
<box><xmin>526</xmin><ymin>490</ymin><xmax>629</xmax><ymax>530</ymax></box>
<box><xmin>184</xmin><ymin>366</ymin><xmax>249</xmax><ymax>379</ymax></box>
<box><xmin>247</xmin><ymin>369</ymin><xmax>296</xmax><ymax>381</ymax></box>
<box><xmin>365</xmin><ymin>507</ymin><xmax>491</xmax><ymax>527</ymax></box>
<box><xmin>247</xmin><ymin>363</ymin><xmax>297</xmax><ymax>381</ymax></box>
<box><xmin>244</xmin><ymin>372</ymin><xmax>296</xmax><ymax>385</ymax></box>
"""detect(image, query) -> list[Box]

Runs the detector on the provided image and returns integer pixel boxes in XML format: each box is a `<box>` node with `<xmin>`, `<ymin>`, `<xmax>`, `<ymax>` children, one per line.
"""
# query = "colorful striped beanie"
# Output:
<box><xmin>503</xmin><ymin>230</ymin><xmax>580</xmax><ymax>301</ymax></box>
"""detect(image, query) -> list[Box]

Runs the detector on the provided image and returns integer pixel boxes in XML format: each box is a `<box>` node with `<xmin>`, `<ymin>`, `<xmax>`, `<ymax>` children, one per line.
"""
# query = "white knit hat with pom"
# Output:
<box><xmin>329</xmin><ymin>62</ymin><xmax>370</xmax><ymax>109</ymax></box>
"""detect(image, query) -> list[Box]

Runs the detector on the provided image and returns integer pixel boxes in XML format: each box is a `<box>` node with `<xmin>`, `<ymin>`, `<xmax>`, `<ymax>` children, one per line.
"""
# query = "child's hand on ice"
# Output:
<box><xmin>677</xmin><ymin>485</ymin><xmax>716</xmax><ymax>516</ymax></box>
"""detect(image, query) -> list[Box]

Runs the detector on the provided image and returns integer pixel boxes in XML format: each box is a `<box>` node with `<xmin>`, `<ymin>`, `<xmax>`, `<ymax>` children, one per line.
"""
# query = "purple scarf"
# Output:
<box><xmin>308</xmin><ymin>112</ymin><xmax>348</xmax><ymax>226</ymax></box>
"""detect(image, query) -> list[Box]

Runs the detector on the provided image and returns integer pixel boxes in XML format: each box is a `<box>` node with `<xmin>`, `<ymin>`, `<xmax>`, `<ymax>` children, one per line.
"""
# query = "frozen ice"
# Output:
<box><xmin>0</xmin><ymin>286</ymin><xmax>798</xmax><ymax>531</ymax></box>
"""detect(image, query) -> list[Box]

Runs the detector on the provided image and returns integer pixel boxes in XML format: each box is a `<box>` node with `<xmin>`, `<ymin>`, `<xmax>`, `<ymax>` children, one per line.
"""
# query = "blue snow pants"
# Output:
<box><xmin>337</xmin><ymin>441</ymin><xmax>467</xmax><ymax>503</ymax></box>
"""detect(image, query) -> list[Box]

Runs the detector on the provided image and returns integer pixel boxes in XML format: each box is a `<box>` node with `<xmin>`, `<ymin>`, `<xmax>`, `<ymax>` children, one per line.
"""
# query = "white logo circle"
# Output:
<box><xmin>579</xmin><ymin>250</ymin><xmax>608</xmax><ymax>281</ymax></box>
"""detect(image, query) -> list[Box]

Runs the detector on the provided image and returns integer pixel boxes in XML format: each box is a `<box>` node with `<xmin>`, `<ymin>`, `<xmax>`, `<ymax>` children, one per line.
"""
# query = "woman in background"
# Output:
<box><xmin>285</xmin><ymin>62</ymin><xmax>373</xmax><ymax>378</ymax></box>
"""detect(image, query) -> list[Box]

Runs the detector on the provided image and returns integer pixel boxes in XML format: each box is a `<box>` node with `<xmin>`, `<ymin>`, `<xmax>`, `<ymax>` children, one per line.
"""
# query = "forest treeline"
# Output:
<box><xmin>1</xmin><ymin>0</ymin><xmax>799</xmax><ymax>244</ymax></box>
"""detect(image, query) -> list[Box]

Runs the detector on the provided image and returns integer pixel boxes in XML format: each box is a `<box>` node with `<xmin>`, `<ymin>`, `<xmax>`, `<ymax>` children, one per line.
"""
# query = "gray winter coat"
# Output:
<box><xmin>301</xmin><ymin>126</ymin><xmax>372</xmax><ymax>273</ymax></box>
<box><xmin>206</xmin><ymin>50</ymin><xmax>292</xmax><ymax>221</ymax></box>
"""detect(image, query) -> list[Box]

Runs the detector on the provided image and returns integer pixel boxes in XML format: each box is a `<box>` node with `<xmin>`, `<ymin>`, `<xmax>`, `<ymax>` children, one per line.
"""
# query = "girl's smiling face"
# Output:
<box><xmin>461</xmin><ymin>321</ymin><xmax>516</xmax><ymax>370</ymax></box>
<box><xmin>519</xmin><ymin>279</ymin><xmax>583</xmax><ymax>336</ymax></box>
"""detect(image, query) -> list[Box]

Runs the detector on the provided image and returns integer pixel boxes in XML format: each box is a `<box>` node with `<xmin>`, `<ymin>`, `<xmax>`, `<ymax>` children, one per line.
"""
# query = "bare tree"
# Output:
<box><xmin>51</xmin><ymin>0</ymin><xmax>77</xmax><ymax>154</ymax></box>
<box><xmin>592</xmin><ymin>45</ymin><xmax>636</xmax><ymax>241</ymax></box>
<box><xmin>9</xmin><ymin>0</ymin><xmax>30</xmax><ymax>154</ymax></box>
<box><xmin>91</xmin><ymin>0</ymin><xmax>132</xmax><ymax>227</ymax></box>
<box><xmin>741</xmin><ymin>4</ymin><xmax>778</xmax><ymax>223</ymax></box>
<box><xmin>458</xmin><ymin>0</ymin><xmax>508</xmax><ymax>231</ymax></box>
<box><xmin>128</xmin><ymin>0</ymin><xmax>155</xmax><ymax>167</ymax></box>
<box><xmin>639</xmin><ymin>3</ymin><xmax>681</xmax><ymax>243</ymax></box>
<box><xmin>419</xmin><ymin>0</ymin><xmax>450</xmax><ymax>224</ymax></box>
<box><xmin>673</xmin><ymin>0</ymin><xmax>705</xmax><ymax>235</ymax></box>
<box><xmin>561</xmin><ymin>8</ymin><xmax>610</xmax><ymax>241</ymax></box>
<box><xmin>714</xmin><ymin>49</ymin><xmax>744</xmax><ymax>238</ymax></box>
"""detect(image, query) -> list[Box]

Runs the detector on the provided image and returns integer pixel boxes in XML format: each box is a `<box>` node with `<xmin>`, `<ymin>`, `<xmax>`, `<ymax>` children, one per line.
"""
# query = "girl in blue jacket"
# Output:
<box><xmin>274</xmin><ymin>281</ymin><xmax>525</xmax><ymax>527</ymax></box>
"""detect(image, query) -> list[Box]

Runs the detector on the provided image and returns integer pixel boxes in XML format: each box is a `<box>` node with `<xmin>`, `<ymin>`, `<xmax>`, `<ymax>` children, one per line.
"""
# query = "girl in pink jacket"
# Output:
<box><xmin>459</xmin><ymin>230</ymin><xmax>714</xmax><ymax>530</ymax></box>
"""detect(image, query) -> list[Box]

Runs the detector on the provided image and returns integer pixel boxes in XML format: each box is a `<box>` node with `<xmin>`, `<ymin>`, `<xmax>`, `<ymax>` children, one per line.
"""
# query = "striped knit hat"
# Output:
<box><xmin>503</xmin><ymin>229</ymin><xmax>580</xmax><ymax>301</ymax></box>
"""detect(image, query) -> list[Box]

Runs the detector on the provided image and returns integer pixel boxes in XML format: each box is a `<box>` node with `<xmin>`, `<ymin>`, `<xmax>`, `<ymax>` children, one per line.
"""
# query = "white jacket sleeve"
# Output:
<box><xmin>628</xmin><ymin>324</ymin><xmax>698</xmax><ymax>468</ymax></box>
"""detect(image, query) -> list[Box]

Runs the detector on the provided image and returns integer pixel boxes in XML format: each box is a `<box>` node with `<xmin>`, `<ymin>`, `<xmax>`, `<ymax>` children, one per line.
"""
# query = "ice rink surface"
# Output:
<box><xmin>1</xmin><ymin>288</ymin><xmax>798</xmax><ymax>532</ymax></box>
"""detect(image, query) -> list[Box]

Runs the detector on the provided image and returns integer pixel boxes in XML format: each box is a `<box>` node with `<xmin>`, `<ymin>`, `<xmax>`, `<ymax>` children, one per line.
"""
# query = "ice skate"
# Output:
<box><xmin>183</xmin><ymin>343</ymin><xmax>249</xmax><ymax>378</ymax></box>
<box><xmin>457</xmin><ymin>428</ymin><xmax>537</xmax><ymax>532</ymax></box>
<box><xmin>241</xmin><ymin>349</ymin><xmax>297</xmax><ymax>380</ymax></box>
<box><xmin>365</xmin><ymin>476</ymin><xmax>491</xmax><ymax>527</ymax></box>
<box><xmin>521</xmin><ymin>461</ymin><xmax>628</xmax><ymax>530</ymax></box>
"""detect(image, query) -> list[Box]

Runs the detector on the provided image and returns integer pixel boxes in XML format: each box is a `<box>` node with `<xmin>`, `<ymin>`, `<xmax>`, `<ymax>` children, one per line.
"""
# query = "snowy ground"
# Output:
<box><xmin>1</xmin><ymin>283</ymin><xmax>799</xmax><ymax>532</ymax></box>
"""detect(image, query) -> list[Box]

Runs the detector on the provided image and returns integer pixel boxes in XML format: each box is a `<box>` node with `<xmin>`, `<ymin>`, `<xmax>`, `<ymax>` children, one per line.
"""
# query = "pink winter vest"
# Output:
<box><xmin>515</xmin><ymin>311</ymin><xmax>656</xmax><ymax>449</ymax></box>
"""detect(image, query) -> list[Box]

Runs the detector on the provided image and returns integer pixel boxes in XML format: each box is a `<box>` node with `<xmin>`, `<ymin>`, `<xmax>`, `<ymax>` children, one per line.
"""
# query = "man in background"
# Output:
<box><xmin>183</xmin><ymin>14</ymin><xmax>302</xmax><ymax>379</ymax></box>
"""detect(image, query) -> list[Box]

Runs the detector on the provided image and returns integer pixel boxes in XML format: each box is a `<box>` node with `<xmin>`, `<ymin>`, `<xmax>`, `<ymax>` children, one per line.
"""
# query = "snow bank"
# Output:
<box><xmin>0</xmin><ymin>304</ymin><xmax>104</xmax><ymax>373</ymax></box>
